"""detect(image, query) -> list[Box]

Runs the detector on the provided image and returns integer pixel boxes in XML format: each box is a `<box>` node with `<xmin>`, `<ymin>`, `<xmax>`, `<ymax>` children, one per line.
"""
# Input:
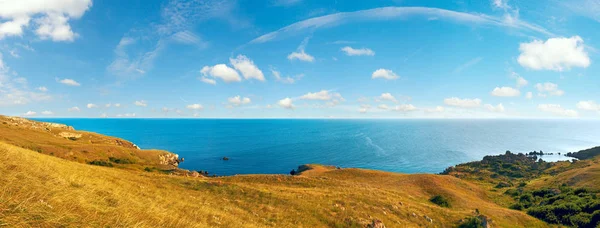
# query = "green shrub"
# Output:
<box><xmin>88</xmin><ymin>160</ymin><xmax>113</xmax><ymax>167</ymax></box>
<box><xmin>430</xmin><ymin>195</ymin><xmax>451</xmax><ymax>208</ymax></box>
<box><xmin>109</xmin><ymin>157</ymin><xmax>135</xmax><ymax>164</ymax></box>
<box><xmin>495</xmin><ymin>181</ymin><xmax>512</xmax><ymax>188</ymax></box>
<box><xmin>457</xmin><ymin>216</ymin><xmax>486</xmax><ymax>228</ymax></box>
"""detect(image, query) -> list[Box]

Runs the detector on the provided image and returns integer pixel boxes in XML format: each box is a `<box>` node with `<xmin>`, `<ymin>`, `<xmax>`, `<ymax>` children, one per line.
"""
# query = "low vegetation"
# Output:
<box><xmin>430</xmin><ymin>195</ymin><xmax>451</xmax><ymax>208</ymax></box>
<box><xmin>506</xmin><ymin>185</ymin><xmax>600</xmax><ymax>227</ymax></box>
<box><xmin>567</xmin><ymin>146</ymin><xmax>600</xmax><ymax>160</ymax></box>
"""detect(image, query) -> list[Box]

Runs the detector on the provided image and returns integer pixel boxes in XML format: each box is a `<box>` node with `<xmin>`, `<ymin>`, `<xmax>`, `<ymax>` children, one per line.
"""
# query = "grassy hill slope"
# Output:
<box><xmin>0</xmin><ymin>141</ymin><xmax>548</xmax><ymax>227</ymax></box>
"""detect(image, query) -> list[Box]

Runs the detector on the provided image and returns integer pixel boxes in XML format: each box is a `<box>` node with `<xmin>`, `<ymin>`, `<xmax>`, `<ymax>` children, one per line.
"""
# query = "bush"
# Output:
<box><xmin>109</xmin><ymin>157</ymin><xmax>135</xmax><ymax>164</ymax></box>
<box><xmin>88</xmin><ymin>160</ymin><xmax>113</xmax><ymax>167</ymax></box>
<box><xmin>457</xmin><ymin>216</ymin><xmax>486</xmax><ymax>228</ymax></box>
<box><xmin>495</xmin><ymin>181</ymin><xmax>512</xmax><ymax>188</ymax></box>
<box><xmin>430</xmin><ymin>195</ymin><xmax>451</xmax><ymax>208</ymax></box>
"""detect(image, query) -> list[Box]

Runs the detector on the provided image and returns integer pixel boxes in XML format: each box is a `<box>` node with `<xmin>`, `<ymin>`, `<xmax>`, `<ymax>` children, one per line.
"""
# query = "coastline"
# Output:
<box><xmin>2</xmin><ymin>115</ymin><xmax>600</xmax><ymax>227</ymax></box>
<box><xmin>26</xmin><ymin>117</ymin><xmax>599</xmax><ymax>176</ymax></box>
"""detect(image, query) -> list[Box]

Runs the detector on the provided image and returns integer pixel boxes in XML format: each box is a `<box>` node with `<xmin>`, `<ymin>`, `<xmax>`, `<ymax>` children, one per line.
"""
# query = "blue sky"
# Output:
<box><xmin>0</xmin><ymin>0</ymin><xmax>599</xmax><ymax>118</ymax></box>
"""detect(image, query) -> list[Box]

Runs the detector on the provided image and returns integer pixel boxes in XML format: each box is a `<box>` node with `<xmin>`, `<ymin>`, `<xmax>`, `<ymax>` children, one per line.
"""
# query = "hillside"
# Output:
<box><xmin>0</xmin><ymin>116</ymin><xmax>600</xmax><ymax>227</ymax></box>
<box><xmin>0</xmin><ymin>115</ymin><xmax>180</xmax><ymax>171</ymax></box>
<box><xmin>1</xmin><ymin>117</ymin><xmax>598</xmax><ymax>227</ymax></box>
<box><xmin>0</xmin><ymin>141</ymin><xmax>547</xmax><ymax>227</ymax></box>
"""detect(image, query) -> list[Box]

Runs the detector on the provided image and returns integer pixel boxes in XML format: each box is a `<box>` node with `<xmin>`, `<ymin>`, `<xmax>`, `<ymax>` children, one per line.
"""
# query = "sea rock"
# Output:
<box><xmin>367</xmin><ymin>219</ymin><xmax>385</xmax><ymax>228</ymax></box>
<box><xmin>222</xmin><ymin>157</ymin><xmax>229</xmax><ymax>161</ymax></box>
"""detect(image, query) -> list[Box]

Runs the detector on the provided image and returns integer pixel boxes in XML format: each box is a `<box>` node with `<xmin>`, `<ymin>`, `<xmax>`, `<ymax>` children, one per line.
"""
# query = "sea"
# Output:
<box><xmin>38</xmin><ymin>119</ymin><xmax>600</xmax><ymax>176</ymax></box>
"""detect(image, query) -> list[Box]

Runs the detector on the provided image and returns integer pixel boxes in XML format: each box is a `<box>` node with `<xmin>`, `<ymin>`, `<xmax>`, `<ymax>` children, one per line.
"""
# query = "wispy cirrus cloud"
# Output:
<box><xmin>108</xmin><ymin>0</ymin><xmax>244</xmax><ymax>78</ymax></box>
<box><xmin>250</xmin><ymin>6</ymin><xmax>552</xmax><ymax>44</ymax></box>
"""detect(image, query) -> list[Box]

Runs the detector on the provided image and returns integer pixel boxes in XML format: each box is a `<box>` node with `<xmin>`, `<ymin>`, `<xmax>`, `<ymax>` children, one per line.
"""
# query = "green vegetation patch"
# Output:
<box><xmin>442</xmin><ymin>151</ymin><xmax>553</xmax><ymax>181</ymax></box>
<box><xmin>108</xmin><ymin>157</ymin><xmax>135</xmax><ymax>164</ymax></box>
<box><xmin>507</xmin><ymin>185</ymin><xmax>600</xmax><ymax>227</ymax></box>
<box><xmin>88</xmin><ymin>160</ymin><xmax>113</xmax><ymax>167</ymax></box>
<box><xmin>430</xmin><ymin>195</ymin><xmax>451</xmax><ymax>208</ymax></box>
<box><xmin>566</xmin><ymin>146</ymin><xmax>600</xmax><ymax>160</ymax></box>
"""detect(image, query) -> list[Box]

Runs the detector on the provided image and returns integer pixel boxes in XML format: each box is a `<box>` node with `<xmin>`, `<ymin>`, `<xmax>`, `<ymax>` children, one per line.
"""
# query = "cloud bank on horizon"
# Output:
<box><xmin>0</xmin><ymin>0</ymin><xmax>598</xmax><ymax>119</ymax></box>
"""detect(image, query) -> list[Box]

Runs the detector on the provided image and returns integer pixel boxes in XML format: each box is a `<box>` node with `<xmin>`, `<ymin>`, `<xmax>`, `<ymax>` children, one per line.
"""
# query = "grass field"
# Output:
<box><xmin>0</xmin><ymin>141</ymin><xmax>551</xmax><ymax>227</ymax></box>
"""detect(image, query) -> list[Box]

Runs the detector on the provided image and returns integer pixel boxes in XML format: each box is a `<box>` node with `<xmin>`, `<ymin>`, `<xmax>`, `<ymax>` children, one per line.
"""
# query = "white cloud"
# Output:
<box><xmin>186</xmin><ymin>104</ymin><xmax>204</xmax><ymax>110</ymax></box>
<box><xmin>287</xmin><ymin>37</ymin><xmax>314</xmax><ymax>62</ymax></box>
<box><xmin>86</xmin><ymin>103</ymin><xmax>97</xmax><ymax>108</ymax></box>
<box><xmin>114</xmin><ymin>103</ymin><xmax>121</xmax><ymax>107</ymax></box>
<box><xmin>0</xmin><ymin>0</ymin><xmax>92</xmax><ymax>41</ymax></box>
<box><xmin>228</xmin><ymin>95</ymin><xmax>251</xmax><ymax>106</ymax></box>
<box><xmin>576</xmin><ymin>101</ymin><xmax>600</xmax><ymax>111</ymax></box>
<box><xmin>41</xmin><ymin>110</ymin><xmax>53</xmax><ymax>115</ymax></box>
<box><xmin>341</xmin><ymin>46</ymin><xmax>375</xmax><ymax>56</ymax></box>
<box><xmin>229</xmin><ymin>55</ymin><xmax>265</xmax><ymax>81</ymax></box>
<box><xmin>0</xmin><ymin>54</ymin><xmax>51</xmax><ymax>106</ymax></box>
<box><xmin>358</xmin><ymin>104</ymin><xmax>371</xmax><ymax>113</ymax></box>
<box><xmin>250</xmin><ymin>7</ymin><xmax>551</xmax><ymax>44</ymax></box>
<box><xmin>300</xmin><ymin>90</ymin><xmax>343</xmax><ymax>101</ymax></box>
<box><xmin>287</xmin><ymin>51</ymin><xmax>314</xmax><ymax>62</ymax></box>
<box><xmin>116</xmin><ymin>113</ymin><xmax>136</xmax><ymax>117</ymax></box>
<box><xmin>107</xmin><ymin>37</ymin><xmax>164</xmax><ymax>78</ymax></box>
<box><xmin>379</xmin><ymin>93</ymin><xmax>397</xmax><ymax>102</ymax></box>
<box><xmin>200</xmin><ymin>64</ymin><xmax>242</xmax><ymax>83</ymax></box>
<box><xmin>484</xmin><ymin>103</ymin><xmax>505</xmax><ymax>112</ymax></box>
<box><xmin>171</xmin><ymin>30</ymin><xmax>206</xmax><ymax>47</ymax></box>
<box><xmin>58</xmin><ymin>78</ymin><xmax>80</xmax><ymax>86</ymax></box>
<box><xmin>134</xmin><ymin>100</ymin><xmax>147</xmax><ymax>107</ymax></box>
<box><xmin>9</xmin><ymin>50</ymin><xmax>20</xmax><ymax>58</ymax></box>
<box><xmin>444</xmin><ymin>97</ymin><xmax>482</xmax><ymax>108</ymax></box>
<box><xmin>37</xmin><ymin>86</ymin><xmax>48</xmax><ymax>92</ymax></box>
<box><xmin>516</xmin><ymin>76</ymin><xmax>528</xmax><ymax>88</ymax></box>
<box><xmin>378</xmin><ymin>104</ymin><xmax>390</xmax><ymax>110</ymax></box>
<box><xmin>493</xmin><ymin>0</ymin><xmax>509</xmax><ymax>9</ymax></box>
<box><xmin>538</xmin><ymin>104</ymin><xmax>578</xmax><ymax>117</ymax></box>
<box><xmin>371</xmin><ymin>69</ymin><xmax>399</xmax><ymax>80</ymax></box>
<box><xmin>425</xmin><ymin>106</ymin><xmax>445</xmax><ymax>113</ymax></box>
<box><xmin>105</xmin><ymin>103</ymin><xmax>111</xmax><ymax>108</ymax></box>
<box><xmin>23</xmin><ymin>111</ymin><xmax>36</xmax><ymax>116</ymax></box>
<box><xmin>278</xmin><ymin>97</ymin><xmax>294</xmax><ymax>109</ymax></box>
<box><xmin>535</xmin><ymin>82</ymin><xmax>564</xmax><ymax>96</ymax></box>
<box><xmin>271</xmin><ymin>68</ymin><xmax>302</xmax><ymax>84</ymax></box>
<box><xmin>68</xmin><ymin>106</ymin><xmax>80</xmax><ymax>112</ymax></box>
<box><xmin>454</xmin><ymin>57</ymin><xmax>483</xmax><ymax>73</ymax></box>
<box><xmin>526</xmin><ymin>92</ymin><xmax>533</xmax><ymax>99</ymax></box>
<box><xmin>199</xmin><ymin>76</ymin><xmax>217</xmax><ymax>85</ymax></box>
<box><xmin>35</xmin><ymin>13</ymin><xmax>77</xmax><ymax>41</ymax></box>
<box><xmin>518</xmin><ymin>36</ymin><xmax>590</xmax><ymax>71</ymax></box>
<box><xmin>491</xmin><ymin>86</ymin><xmax>520</xmax><ymax>97</ymax></box>
<box><xmin>393</xmin><ymin>104</ymin><xmax>417</xmax><ymax>112</ymax></box>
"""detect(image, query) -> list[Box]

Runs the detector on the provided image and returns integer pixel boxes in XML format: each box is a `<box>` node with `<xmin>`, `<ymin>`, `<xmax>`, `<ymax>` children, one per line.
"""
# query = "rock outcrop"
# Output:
<box><xmin>3</xmin><ymin>116</ymin><xmax>74</xmax><ymax>131</ymax></box>
<box><xmin>159</xmin><ymin>153</ymin><xmax>180</xmax><ymax>167</ymax></box>
<box><xmin>367</xmin><ymin>219</ymin><xmax>385</xmax><ymax>228</ymax></box>
<box><xmin>59</xmin><ymin>132</ymin><xmax>82</xmax><ymax>139</ymax></box>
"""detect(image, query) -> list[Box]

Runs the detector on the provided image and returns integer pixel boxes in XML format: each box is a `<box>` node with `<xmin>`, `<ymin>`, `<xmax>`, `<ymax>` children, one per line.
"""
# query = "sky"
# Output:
<box><xmin>0</xmin><ymin>0</ymin><xmax>599</xmax><ymax>119</ymax></box>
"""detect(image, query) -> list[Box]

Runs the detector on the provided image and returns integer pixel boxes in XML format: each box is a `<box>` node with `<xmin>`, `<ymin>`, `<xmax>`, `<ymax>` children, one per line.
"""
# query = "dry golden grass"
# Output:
<box><xmin>528</xmin><ymin>157</ymin><xmax>600</xmax><ymax>191</ymax></box>
<box><xmin>0</xmin><ymin>142</ymin><xmax>549</xmax><ymax>227</ymax></box>
<box><xmin>0</xmin><ymin>116</ymin><xmax>176</xmax><ymax>170</ymax></box>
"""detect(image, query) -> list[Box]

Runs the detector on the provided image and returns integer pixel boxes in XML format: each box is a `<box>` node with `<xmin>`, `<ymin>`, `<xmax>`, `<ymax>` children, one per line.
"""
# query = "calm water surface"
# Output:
<box><xmin>38</xmin><ymin>119</ymin><xmax>600</xmax><ymax>176</ymax></box>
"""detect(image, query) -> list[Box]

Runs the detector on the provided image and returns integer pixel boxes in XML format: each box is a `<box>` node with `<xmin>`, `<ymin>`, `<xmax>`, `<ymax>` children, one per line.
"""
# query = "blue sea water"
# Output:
<box><xmin>38</xmin><ymin>119</ymin><xmax>600</xmax><ymax>176</ymax></box>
